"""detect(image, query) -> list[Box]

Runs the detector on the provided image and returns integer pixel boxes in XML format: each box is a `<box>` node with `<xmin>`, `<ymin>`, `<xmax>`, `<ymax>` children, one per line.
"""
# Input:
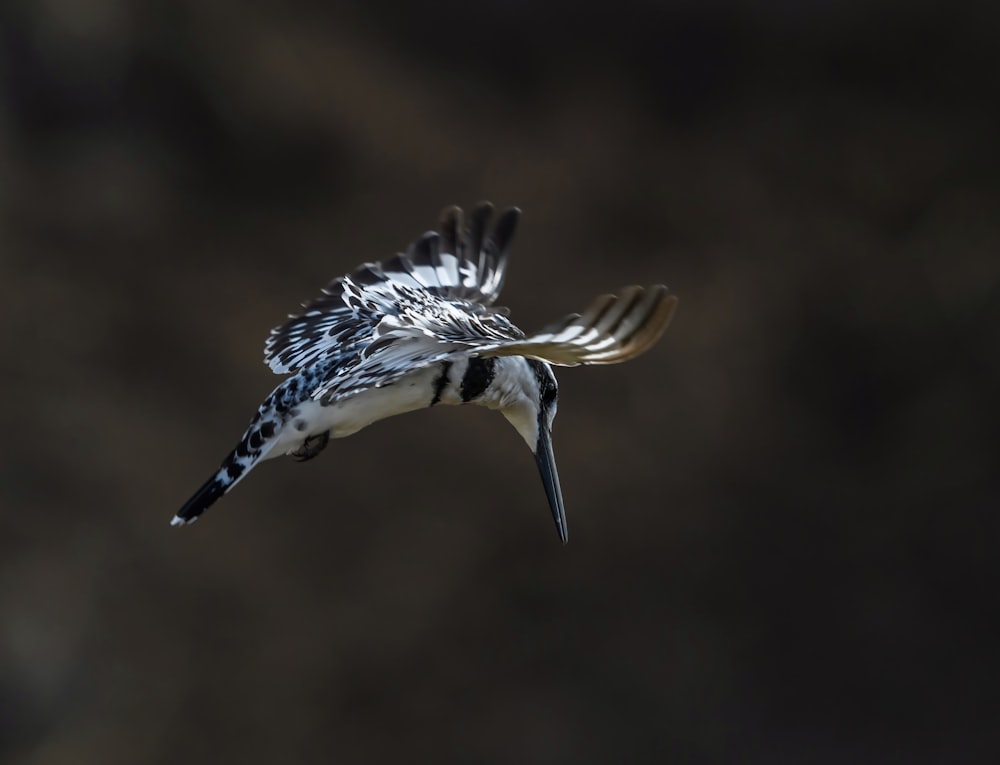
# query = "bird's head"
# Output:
<box><xmin>499</xmin><ymin>358</ymin><xmax>567</xmax><ymax>544</ymax></box>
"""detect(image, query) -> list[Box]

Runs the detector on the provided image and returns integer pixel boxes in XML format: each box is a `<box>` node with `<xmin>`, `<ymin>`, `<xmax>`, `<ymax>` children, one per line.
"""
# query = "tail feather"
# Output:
<box><xmin>171</xmin><ymin>469</ymin><xmax>229</xmax><ymax>526</ymax></box>
<box><xmin>173</xmin><ymin>380</ymin><xmax>298</xmax><ymax>527</ymax></box>
<box><xmin>171</xmin><ymin>434</ymin><xmax>276</xmax><ymax>526</ymax></box>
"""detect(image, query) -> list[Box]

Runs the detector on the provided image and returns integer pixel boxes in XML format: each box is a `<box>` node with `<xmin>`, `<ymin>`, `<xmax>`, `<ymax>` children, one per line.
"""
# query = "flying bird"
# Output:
<box><xmin>173</xmin><ymin>202</ymin><xmax>677</xmax><ymax>542</ymax></box>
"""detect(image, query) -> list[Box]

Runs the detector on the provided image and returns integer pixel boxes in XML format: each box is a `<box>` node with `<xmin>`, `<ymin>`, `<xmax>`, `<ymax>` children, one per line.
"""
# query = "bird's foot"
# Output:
<box><xmin>291</xmin><ymin>431</ymin><xmax>330</xmax><ymax>462</ymax></box>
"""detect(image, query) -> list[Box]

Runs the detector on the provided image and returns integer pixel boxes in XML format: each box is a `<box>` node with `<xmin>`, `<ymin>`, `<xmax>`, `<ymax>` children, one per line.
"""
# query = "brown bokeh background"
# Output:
<box><xmin>2</xmin><ymin>1</ymin><xmax>998</xmax><ymax>762</ymax></box>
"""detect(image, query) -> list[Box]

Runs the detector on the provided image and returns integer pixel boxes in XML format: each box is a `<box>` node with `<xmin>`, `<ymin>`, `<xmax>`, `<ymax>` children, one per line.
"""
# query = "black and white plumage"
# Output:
<box><xmin>173</xmin><ymin>202</ymin><xmax>678</xmax><ymax>543</ymax></box>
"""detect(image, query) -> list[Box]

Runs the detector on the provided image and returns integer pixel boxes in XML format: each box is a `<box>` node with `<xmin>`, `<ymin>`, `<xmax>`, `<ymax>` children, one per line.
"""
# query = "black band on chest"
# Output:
<box><xmin>430</xmin><ymin>361</ymin><xmax>453</xmax><ymax>406</ymax></box>
<box><xmin>460</xmin><ymin>357</ymin><xmax>497</xmax><ymax>402</ymax></box>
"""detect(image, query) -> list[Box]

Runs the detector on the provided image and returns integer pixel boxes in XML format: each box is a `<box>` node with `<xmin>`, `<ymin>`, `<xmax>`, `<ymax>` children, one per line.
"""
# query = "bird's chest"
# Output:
<box><xmin>291</xmin><ymin>365</ymin><xmax>446</xmax><ymax>440</ymax></box>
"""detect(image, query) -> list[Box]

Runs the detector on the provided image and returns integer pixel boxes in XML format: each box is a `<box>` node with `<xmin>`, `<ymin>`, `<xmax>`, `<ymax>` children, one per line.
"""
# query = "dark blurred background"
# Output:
<box><xmin>2</xmin><ymin>0</ymin><xmax>998</xmax><ymax>762</ymax></box>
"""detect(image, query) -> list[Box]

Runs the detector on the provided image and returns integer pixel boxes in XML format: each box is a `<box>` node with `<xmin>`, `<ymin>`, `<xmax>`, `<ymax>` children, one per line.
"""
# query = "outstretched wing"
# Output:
<box><xmin>311</xmin><ymin>285</ymin><xmax>677</xmax><ymax>403</ymax></box>
<box><xmin>264</xmin><ymin>202</ymin><xmax>519</xmax><ymax>375</ymax></box>
<box><xmin>480</xmin><ymin>285</ymin><xmax>678</xmax><ymax>366</ymax></box>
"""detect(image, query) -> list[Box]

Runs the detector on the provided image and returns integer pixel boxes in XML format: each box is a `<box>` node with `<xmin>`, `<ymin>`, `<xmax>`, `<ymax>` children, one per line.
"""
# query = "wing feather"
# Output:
<box><xmin>478</xmin><ymin>285</ymin><xmax>678</xmax><ymax>366</ymax></box>
<box><xmin>309</xmin><ymin>285</ymin><xmax>677</xmax><ymax>404</ymax></box>
<box><xmin>263</xmin><ymin>203</ymin><xmax>675</xmax><ymax>406</ymax></box>
<box><xmin>264</xmin><ymin>202</ymin><xmax>519</xmax><ymax>375</ymax></box>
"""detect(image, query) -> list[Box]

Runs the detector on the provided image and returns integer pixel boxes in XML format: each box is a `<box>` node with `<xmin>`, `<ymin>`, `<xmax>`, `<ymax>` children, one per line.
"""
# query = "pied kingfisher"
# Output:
<box><xmin>173</xmin><ymin>202</ymin><xmax>677</xmax><ymax>543</ymax></box>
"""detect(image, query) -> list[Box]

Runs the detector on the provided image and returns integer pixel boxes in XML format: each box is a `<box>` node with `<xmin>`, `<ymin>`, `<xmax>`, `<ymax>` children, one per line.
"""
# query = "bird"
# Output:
<box><xmin>172</xmin><ymin>202</ymin><xmax>678</xmax><ymax>543</ymax></box>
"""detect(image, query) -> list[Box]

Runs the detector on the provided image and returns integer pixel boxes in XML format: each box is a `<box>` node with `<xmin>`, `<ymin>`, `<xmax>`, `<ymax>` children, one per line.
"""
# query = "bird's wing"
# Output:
<box><xmin>478</xmin><ymin>285</ymin><xmax>678</xmax><ymax>366</ymax></box>
<box><xmin>264</xmin><ymin>202</ymin><xmax>518</xmax><ymax>375</ymax></box>
<box><xmin>310</xmin><ymin>285</ymin><xmax>677</xmax><ymax>403</ymax></box>
<box><xmin>306</xmin><ymin>289</ymin><xmax>525</xmax><ymax>402</ymax></box>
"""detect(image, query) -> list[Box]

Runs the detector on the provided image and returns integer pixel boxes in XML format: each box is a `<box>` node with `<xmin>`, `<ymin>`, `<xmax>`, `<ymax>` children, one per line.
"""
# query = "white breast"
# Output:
<box><xmin>268</xmin><ymin>365</ymin><xmax>445</xmax><ymax>457</ymax></box>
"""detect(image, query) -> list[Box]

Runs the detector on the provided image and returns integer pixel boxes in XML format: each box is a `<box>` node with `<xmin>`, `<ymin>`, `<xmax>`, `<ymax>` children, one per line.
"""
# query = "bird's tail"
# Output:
<box><xmin>171</xmin><ymin>427</ymin><xmax>279</xmax><ymax>526</ymax></box>
<box><xmin>171</xmin><ymin>469</ymin><xmax>229</xmax><ymax>526</ymax></box>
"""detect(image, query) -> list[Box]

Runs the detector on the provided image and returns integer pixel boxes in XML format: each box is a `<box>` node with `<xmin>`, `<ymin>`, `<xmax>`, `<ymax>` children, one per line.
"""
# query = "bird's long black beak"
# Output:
<box><xmin>535</xmin><ymin>426</ymin><xmax>568</xmax><ymax>544</ymax></box>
